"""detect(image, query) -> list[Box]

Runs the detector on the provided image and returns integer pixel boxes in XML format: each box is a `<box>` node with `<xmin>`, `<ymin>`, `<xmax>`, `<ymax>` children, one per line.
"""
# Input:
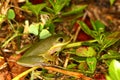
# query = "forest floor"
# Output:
<box><xmin>0</xmin><ymin>0</ymin><xmax>120</xmax><ymax>80</ymax></box>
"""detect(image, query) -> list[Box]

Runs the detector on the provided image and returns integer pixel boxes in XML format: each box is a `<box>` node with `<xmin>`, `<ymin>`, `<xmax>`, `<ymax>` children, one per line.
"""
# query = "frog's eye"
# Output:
<box><xmin>57</xmin><ymin>37</ymin><xmax>64</xmax><ymax>43</ymax></box>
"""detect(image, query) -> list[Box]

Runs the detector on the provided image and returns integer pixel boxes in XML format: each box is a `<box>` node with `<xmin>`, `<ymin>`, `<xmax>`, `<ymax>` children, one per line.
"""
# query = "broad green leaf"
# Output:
<box><xmin>86</xmin><ymin>57</ymin><xmax>97</xmax><ymax>73</ymax></box>
<box><xmin>28</xmin><ymin>23</ymin><xmax>42</xmax><ymax>35</ymax></box>
<box><xmin>75</xmin><ymin>47</ymin><xmax>96</xmax><ymax>57</ymax></box>
<box><xmin>109</xmin><ymin>59</ymin><xmax>120</xmax><ymax>80</ymax></box>
<box><xmin>28</xmin><ymin>26</ymin><xmax>38</xmax><ymax>35</ymax></box>
<box><xmin>7</xmin><ymin>9</ymin><xmax>15</xmax><ymax>20</ymax></box>
<box><xmin>40</xmin><ymin>29</ymin><xmax>52</xmax><ymax>39</ymax></box>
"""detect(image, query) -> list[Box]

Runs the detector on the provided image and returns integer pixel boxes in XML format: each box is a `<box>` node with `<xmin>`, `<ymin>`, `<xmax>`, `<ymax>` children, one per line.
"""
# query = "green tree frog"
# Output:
<box><xmin>17</xmin><ymin>34</ymin><xmax>70</xmax><ymax>67</ymax></box>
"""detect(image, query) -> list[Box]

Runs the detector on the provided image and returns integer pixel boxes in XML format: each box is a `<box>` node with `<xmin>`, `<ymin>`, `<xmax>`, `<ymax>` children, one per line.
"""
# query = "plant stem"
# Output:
<box><xmin>1</xmin><ymin>32</ymin><xmax>22</xmax><ymax>48</ymax></box>
<box><xmin>12</xmin><ymin>66</ymin><xmax>39</xmax><ymax>80</ymax></box>
<box><xmin>65</xmin><ymin>40</ymin><xmax>97</xmax><ymax>49</ymax></box>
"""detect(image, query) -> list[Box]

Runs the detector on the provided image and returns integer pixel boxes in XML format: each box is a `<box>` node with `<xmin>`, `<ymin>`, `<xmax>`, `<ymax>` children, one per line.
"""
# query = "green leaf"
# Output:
<box><xmin>45</xmin><ymin>20</ymin><xmax>55</xmax><ymax>34</ymax></box>
<box><xmin>79</xmin><ymin>21</ymin><xmax>92</xmax><ymax>36</ymax></box>
<box><xmin>78</xmin><ymin>62</ymin><xmax>88</xmax><ymax>71</ymax></box>
<box><xmin>101</xmin><ymin>50</ymin><xmax>120</xmax><ymax>60</ymax></box>
<box><xmin>22</xmin><ymin>2</ymin><xmax>46</xmax><ymax>16</ymax></box>
<box><xmin>7</xmin><ymin>9</ymin><xmax>15</xmax><ymax>20</ymax></box>
<box><xmin>90</xmin><ymin>20</ymin><xmax>96</xmax><ymax>31</ymax></box>
<box><xmin>71</xmin><ymin>56</ymin><xmax>86</xmax><ymax>63</ymax></box>
<box><xmin>86</xmin><ymin>57</ymin><xmax>97</xmax><ymax>73</ymax></box>
<box><xmin>103</xmin><ymin>31</ymin><xmax>120</xmax><ymax>49</ymax></box>
<box><xmin>21</xmin><ymin>0</ymin><xmax>32</xmax><ymax>11</ymax></box>
<box><xmin>108</xmin><ymin>59</ymin><xmax>120</xmax><ymax>80</ymax></box>
<box><xmin>48</xmin><ymin>0</ymin><xmax>55</xmax><ymax>8</ymax></box>
<box><xmin>28</xmin><ymin>23</ymin><xmax>42</xmax><ymax>35</ymax></box>
<box><xmin>46</xmin><ymin>7</ymin><xmax>55</xmax><ymax>14</ymax></box>
<box><xmin>62</xmin><ymin>5</ymin><xmax>87</xmax><ymax>16</ymax></box>
<box><xmin>28</xmin><ymin>3</ymin><xmax>46</xmax><ymax>16</ymax></box>
<box><xmin>28</xmin><ymin>23</ymin><xmax>52</xmax><ymax>40</ymax></box>
<box><xmin>91</xmin><ymin>20</ymin><xmax>105</xmax><ymax>33</ymax></box>
<box><xmin>49</xmin><ymin>0</ymin><xmax>70</xmax><ymax>14</ymax></box>
<box><xmin>67</xmin><ymin>63</ymin><xmax>77</xmax><ymax>69</ymax></box>
<box><xmin>110</xmin><ymin>0</ymin><xmax>115</xmax><ymax>5</ymax></box>
<box><xmin>40</xmin><ymin>29</ymin><xmax>52</xmax><ymax>39</ymax></box>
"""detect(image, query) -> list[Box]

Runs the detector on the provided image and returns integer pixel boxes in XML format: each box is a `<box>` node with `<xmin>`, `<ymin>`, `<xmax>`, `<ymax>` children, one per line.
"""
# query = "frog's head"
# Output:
<box><xmin>40</xmin><ymin>34</ymin><xmax>71</xmax><ymax>62</ymax></box>
<box><xmin>47</xmin><ymin>34</ymin><xmax>71</xmax><ymax>54</ymax></box>
<box><xmin>52</xmin><ymin>34</ymin><xmax>70</xmax><ymax>44</ymax></box>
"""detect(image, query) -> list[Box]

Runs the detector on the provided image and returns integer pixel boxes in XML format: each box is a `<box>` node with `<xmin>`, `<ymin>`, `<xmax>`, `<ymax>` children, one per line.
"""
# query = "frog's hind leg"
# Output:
<box><xmin>17</xmin><ymin>56</ymin><xmax>47</xmax><ymax>67</ymax></box>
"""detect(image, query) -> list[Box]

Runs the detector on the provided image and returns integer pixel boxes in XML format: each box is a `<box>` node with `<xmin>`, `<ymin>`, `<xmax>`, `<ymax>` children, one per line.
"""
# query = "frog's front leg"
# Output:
<box><xmin>17</xmin><ymin>56</ymin><xmax>48</xmax><ymax>67</ymax></box>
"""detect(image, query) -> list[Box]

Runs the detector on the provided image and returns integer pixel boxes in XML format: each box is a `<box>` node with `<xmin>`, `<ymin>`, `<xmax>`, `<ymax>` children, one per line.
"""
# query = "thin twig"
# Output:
<box><xmin>63</xmin><ymin>53</ymin><xmax>70</xmax><ymax>68</ymax></box>
<box><xmin>44</xmin><ymin>66</ymin><xmax>92</xmax><ymax>80</ymax></box>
